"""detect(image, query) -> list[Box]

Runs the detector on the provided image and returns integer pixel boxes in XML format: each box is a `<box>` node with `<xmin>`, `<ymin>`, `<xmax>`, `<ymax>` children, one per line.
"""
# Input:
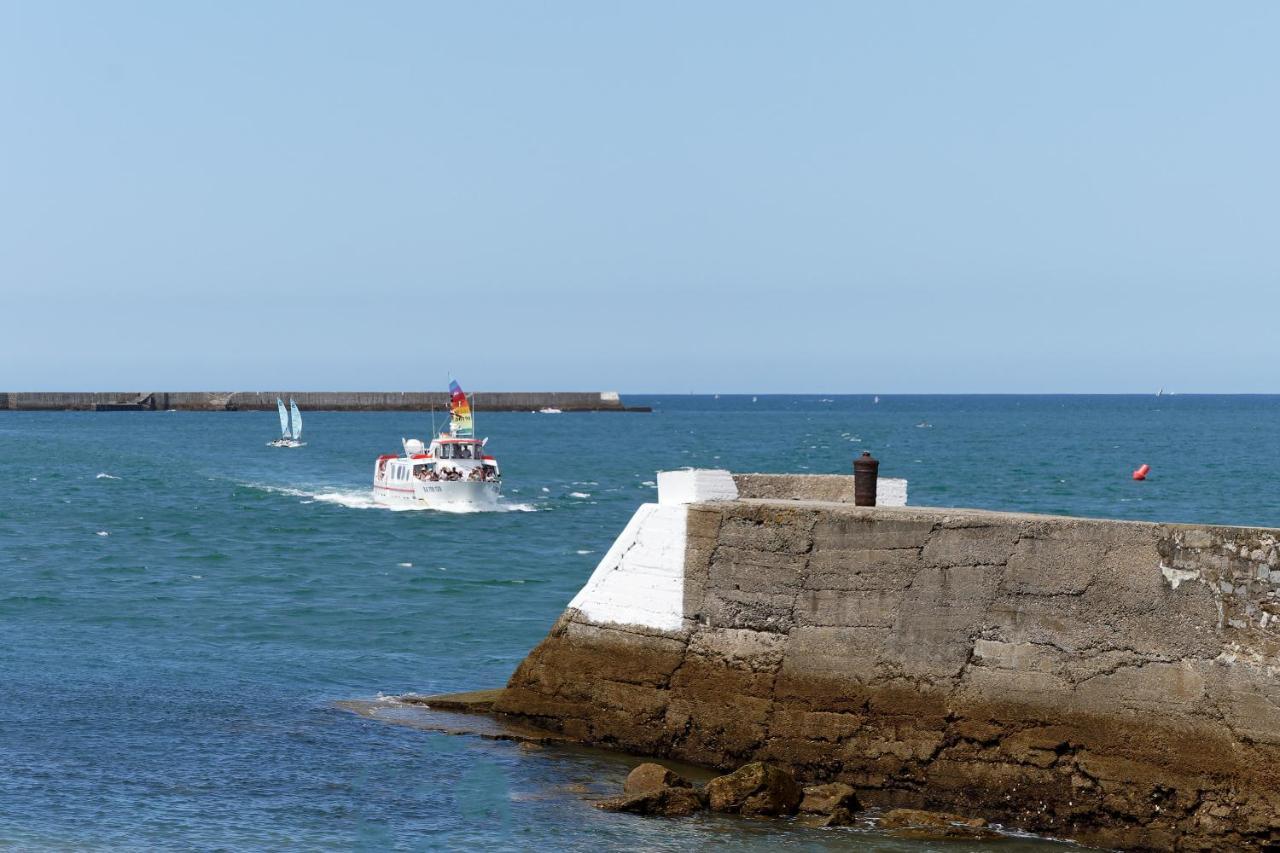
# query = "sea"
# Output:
<box><xmin>2</xmin><ymin>394</ymin><xmax>1275</xmax><ymax>851</ymax></box>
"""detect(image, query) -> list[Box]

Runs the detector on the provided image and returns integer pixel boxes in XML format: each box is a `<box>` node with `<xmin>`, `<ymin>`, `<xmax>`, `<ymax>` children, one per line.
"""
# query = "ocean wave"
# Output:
<box><xmin>95</xmin><ymin>473</ymin><xmax>121</xmax><ymax>480</ymax></box>
<box><xmin>241</xmin><ymin>482</ymin><xmax>536</xmax><ymax>514</ymax></box>
<box><xmin>569</xmin><ymin>492</ymin><xmax>591</xmax><ymax>499</ymax></box>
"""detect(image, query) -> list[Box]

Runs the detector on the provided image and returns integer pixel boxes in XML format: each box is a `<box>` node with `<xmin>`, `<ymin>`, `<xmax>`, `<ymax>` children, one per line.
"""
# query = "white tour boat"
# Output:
<box><xmin>372</xmin><ymin>379</ymin><xmax>501</xmax><ymax>509</ymax></box>
<box><xmin>268</xmin><ymin>398</ymin><xmax>305</xmax><ymax>448</ymax></box>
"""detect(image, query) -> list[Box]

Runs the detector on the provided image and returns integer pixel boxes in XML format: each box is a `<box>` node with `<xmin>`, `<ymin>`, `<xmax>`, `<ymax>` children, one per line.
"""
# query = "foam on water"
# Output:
<box><xmin>243</xmin><ymin>482</ymin><xmax>537</xmax><ymax>514</ymax></box>
<box><xmin>95</xmin><ymin>473</ymin><xmax>121</xmax><ymax>480</ymax></box>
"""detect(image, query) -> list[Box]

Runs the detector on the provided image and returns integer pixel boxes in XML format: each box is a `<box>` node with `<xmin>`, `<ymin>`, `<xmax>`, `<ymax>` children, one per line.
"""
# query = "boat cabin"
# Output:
<box><xmin>432</xmin><ymin>437</ymin><xmax>486</xmax><ymax>461</ymax></box>
<box><xmin>374</xmin><ymin>435</ymin><xmax>500</xmax><ymax>487</ymax></box>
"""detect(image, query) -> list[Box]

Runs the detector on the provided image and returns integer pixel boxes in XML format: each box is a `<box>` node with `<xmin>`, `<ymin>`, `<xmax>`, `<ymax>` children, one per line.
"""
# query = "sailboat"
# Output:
<box><xmin>371</xmin><ymin>378</ymin><xmax>502</xmax><ymax>509</ymax></box>
<box><xmin>268</xmin><ymin>397</ymin><xmax>306</xmax><ymax>448</ymax></box>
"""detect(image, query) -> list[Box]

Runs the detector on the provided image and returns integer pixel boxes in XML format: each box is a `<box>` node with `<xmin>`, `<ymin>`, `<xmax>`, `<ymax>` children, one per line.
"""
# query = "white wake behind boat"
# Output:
<box><xmin>372</xmin><ymin>379</ymin><xmax>501</xmax><ymax>509</ymax></box>
<box><xmin>268</xmin><ymin>397</ymin><xmax>306</xmax><ymax>448</ymax></box>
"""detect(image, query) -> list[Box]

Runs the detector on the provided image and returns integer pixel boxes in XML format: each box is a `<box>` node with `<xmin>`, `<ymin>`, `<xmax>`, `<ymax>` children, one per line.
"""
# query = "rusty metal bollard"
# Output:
<box><xmin>853</xmin><ymin>451</ymin><xmax>879</xmax><ymax>506</ymax></box>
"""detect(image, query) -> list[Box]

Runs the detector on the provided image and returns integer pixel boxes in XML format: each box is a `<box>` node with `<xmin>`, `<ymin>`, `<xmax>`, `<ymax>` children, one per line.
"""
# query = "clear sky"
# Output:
<box><xmin>2</xmin><ymin>2</ymin><xmax>1277</xmax><ymax>393</ymax></box>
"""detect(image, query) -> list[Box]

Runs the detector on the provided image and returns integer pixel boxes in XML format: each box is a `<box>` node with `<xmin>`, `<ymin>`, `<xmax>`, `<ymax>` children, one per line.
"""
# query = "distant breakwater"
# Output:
<box><xmin>0</xmin><ymin>391</ymin><xmax>649</xmax><ymax>412</ymax></box>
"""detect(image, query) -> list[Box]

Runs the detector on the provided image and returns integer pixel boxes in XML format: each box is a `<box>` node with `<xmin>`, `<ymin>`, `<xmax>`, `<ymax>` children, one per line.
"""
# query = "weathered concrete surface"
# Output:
<box><xmin>2</xmin><ymin>391</ymin><xmax>648</xmax><ymax>412</ymax></box>
<box><xmin>496</xmin><ymin>501</ymin><xmax>1280</xmax><ymax>850</ymax></box>
<box><xmin>733</xmin><ymin>473</ymin><xmax>907</xmax><ymax>506</ymax></box>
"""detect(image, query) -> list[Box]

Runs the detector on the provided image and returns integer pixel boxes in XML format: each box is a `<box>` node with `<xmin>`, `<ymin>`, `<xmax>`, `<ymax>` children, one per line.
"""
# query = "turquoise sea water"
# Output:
<box><xmin>2</xmin><ymin>395</ymin><xmax>1276</xmax><ymax>851</ymax></box>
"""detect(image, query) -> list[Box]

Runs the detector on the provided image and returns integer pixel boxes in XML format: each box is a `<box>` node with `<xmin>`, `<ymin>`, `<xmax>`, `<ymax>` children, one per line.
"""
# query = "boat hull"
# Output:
<box><xmin>372</xmin><ymin>480</ymin><xmax>501</xmax><ymax>510</ymax></box>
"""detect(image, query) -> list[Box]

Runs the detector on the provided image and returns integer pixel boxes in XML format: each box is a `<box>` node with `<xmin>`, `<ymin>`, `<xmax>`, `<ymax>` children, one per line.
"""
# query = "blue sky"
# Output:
<box><xmin>2</xmin><ymin>2</ymin><xmax>1277</xmax><ymax>392</ymax></box>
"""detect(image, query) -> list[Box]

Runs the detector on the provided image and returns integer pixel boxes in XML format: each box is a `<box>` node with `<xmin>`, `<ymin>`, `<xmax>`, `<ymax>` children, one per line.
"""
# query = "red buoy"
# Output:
<box><xmin>1132</xmin><ymin>464</ymin><xmax>1150</xmax><ymax>481</ymax></box>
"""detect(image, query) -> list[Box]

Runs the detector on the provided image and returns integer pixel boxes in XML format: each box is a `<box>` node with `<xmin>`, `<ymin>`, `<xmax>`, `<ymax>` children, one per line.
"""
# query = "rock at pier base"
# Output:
<box><xmin>596</xmin><ymin>762</ymin><xmax>705</xmax><ymax>817</ymax></box>
<box><xmin>623</xmin><ymin>762</ymin><xmax>693</xmax><ymax>796</ymax></box>
<box><xmin>796</xmin><ymin>806</ymin><xmax>857</xmax><ymax>829</ymax></box>
<box><xmin>880</xmin><ymin>808</ymin><xmax>1001</xmax><ymax>840</ymax></box>
<box><xmin>798</xmin><ymin>782</ymin><xmax>859</xmax><ymax>826</ymax></box>
<box><xmin>800</xmin><ymin>781</ymin><xmax>859</xmax><ymax>814</ymax></box>
<box><xmin>705</xmin><ymin>762</ymin><xmax>801</xmax><ymax>817</ymax></box>
<box><xmin>594</xmin><ymin>787</ymin><xmax>705</xmax><ymax>817</ymax></box>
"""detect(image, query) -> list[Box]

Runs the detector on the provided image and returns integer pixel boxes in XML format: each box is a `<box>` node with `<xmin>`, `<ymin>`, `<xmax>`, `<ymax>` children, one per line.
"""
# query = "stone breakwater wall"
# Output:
<box><xmin>2</xmin><ymin>391</ymin><xmax>645</xmax><ymax>412</ymax></box>
<box><xmin>494</xmin><ymin>470</ymin><xmax>1280</xmax><ymax>850</ymax></box>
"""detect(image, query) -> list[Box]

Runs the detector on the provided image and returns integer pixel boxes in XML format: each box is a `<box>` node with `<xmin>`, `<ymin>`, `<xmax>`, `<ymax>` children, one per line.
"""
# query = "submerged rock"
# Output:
<box><xmin>705</xmin><ymin>762</ymin><xmax>801</xmax><ymax>817</ymax></box>
<box><xmin>880</xmin><ymin>807</ymin><xmax>1001</xmax><ymax>840</ymax></box>
<box><xmin>595</xmin><ymin>762</ymin><xmax>705</xmax><ymax>817</ymax></box>
<box><xmin>796</xmin><ymin>806</ymin><xmax>857</xmax><ymax>828</ymax></box>
<box><xmin>623</xmin><ymin>762</ymin><xmax>692</xmax><ymax>797</ymax></box>
<box><xmin>797</xmin><ymin>782</ymin><xmax>859</xmax><ymax>826</ymax></box>
<box><xmin>800</xmin><ymin>782</ymin><xmax>859</xmax><ymax>814</ymax></box>
<box><xmin>594</xmin><ymin>786</ymin><xmax>705</xmax><ymax>817</ymax></box>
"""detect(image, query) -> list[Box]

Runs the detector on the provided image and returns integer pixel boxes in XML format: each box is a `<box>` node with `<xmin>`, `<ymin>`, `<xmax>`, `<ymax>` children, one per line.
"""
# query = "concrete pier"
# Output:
<box><xmin>491</xmin><ymin>469</ymin><xmax>1280</xmax><ymax>850</ymax></box>
<box><xmin>1</xmin><ymin>391</ymin><xmax>649</xmax><ymax>412</ymax></box>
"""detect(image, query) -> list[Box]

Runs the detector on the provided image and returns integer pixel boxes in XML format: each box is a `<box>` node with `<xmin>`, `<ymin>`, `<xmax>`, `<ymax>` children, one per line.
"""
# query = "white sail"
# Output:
<box><xmin>290</xmin><ymin>399</ymin><xmax>303</xmax><ymax>441</ymax></box>
<box><xmin>277</xmin><ymin>398</ymin><xmax>290</xmax><ymax>438</ymax></box>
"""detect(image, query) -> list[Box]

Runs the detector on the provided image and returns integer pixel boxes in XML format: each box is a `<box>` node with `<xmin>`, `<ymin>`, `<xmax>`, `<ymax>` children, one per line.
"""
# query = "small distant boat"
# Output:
<box><xmin>268</xmin><ymin>398</ymin><xmax>306</xmax><ymax>448</ymax></box>
<box><xmin>916</xmin><ymin>421</ymin><xmax>932</xmax><ymax>429</ymax></box>
<box><xmin>538</xmin><ymin>407</ymin><xmax>563</xmax><ymax>414</ymax></box>
<box><xmin>372</xmin><ymin>378</ymin><xmax>501</xmax><ymax>509</ymax></box>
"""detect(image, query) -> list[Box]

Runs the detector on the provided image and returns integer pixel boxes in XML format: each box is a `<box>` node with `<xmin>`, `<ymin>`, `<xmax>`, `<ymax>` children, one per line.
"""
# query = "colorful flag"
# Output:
<box><xmin>449</xmin><ymin>379</ymin><xmax>473</xmax><ymax>436</ymax></box>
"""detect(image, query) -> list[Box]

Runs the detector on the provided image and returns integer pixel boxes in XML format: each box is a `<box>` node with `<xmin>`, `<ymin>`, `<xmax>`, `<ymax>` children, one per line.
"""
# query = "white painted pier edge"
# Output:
<box><xmin>567</xmin><ymin>469</ymin><xmax>908</xmax><ymax>632</ymax></box>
